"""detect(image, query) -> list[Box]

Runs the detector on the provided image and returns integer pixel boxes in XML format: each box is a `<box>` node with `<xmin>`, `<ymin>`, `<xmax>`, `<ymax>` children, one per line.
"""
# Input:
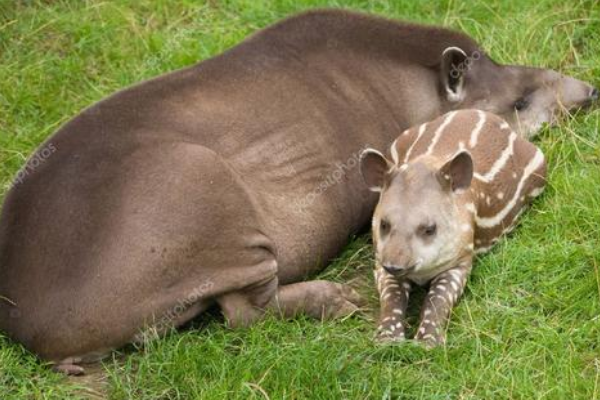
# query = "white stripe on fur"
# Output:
<box><xmin>468</xmin><ymin>110</ymin><xmax>486</xmax><ymax>148</ymax></box>
<box><xmin>425</xmin><ymin>111</ymin><xmax>458</xmax><ymax>156</ymax></box>
<box><xmin>476</xmin><ymin>149</ymin><xmax>544</xmax><ymax>228</ymax></box>
<box><xmin>473</xmin><ymin>132</ymin><xmax>517</xmax><ymax>182</ymax></box>
<box><xmin>404</xmin><ymin>123</ymin><xmax>428</xmax><ymax>163</ymax></box>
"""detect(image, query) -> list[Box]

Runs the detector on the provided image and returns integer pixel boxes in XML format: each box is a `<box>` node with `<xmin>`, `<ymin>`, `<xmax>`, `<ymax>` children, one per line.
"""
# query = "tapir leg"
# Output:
<box><xmin>217</xmin><ymin>277</ymin><xmax>363</xmax><ymax>327</ymax></box>
<box><xmin>0</xmin><ymin>143</ymin><xmax>266</xmax><ymax>372</ymax></box>
<box><xmin>373</xmin><ymin>266</ymin><xmax>412</xmax><ymax>342</ymax></box>
<box><xmin>271</xmin><ymin>280</ymin><xmax>363</xmax><ymax>320</ymax></box>
<box><xmin>0</xmin><ymin>142</ymin><xmax>364</xmax><ymax>375</ymax></box>
<box><xmin>414</xmin><ymin>261</ymin><xmax>472</xmax><ymax>346</ymax></box>
<box><xmin>216</xmin><ymin>275</ymin><xmax>280</xmax><ymax>328</ymax></box>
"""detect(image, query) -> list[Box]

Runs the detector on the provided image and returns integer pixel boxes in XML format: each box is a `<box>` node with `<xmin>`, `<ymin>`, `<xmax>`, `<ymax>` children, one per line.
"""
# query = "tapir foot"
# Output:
<box><xmin>218</xmin><ymin>278</ymin><xmax>364</xmax><ymax>327</ymax></box>
<box><xmin>414</xmin><ymin>330</ymin><xmax>446</xmax><ymax>348</ymax></box>
<box><xmin>52</xmin><ymin>358</ymin><xmax>86</xmax><ymax>376</ymax></box>
<box><xmin>375</xmin><ymin>323</ymin><xmax>406</xmax><ymax>344</ymax></box>
<box><xmin>273</xmin><ymin>280</ymin><xmax>365</xmax><ymax>320</ymax></box>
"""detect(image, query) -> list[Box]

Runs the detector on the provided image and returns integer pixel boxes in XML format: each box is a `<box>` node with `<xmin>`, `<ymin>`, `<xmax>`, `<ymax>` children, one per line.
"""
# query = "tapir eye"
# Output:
<box><xmin>419</xmin><ymin>223</ymin><xmax>437</xmax><ymax>238</ymax></box>
<box><xmin>380</xmin><ymin>219</ymin><xmax>391</xmax><ymax>237</ymax></box>
<box><xmin>514</xmin><ymin>98</ymin><xmax>529</xmax><ymax>111</ymax></box>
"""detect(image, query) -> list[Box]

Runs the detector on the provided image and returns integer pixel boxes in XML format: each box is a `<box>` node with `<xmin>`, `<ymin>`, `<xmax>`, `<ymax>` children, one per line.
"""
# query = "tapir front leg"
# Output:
<box><xmin>218</xmin><ymin>276</ymin><xmax>364</xmax><ymax>328</ymax></box>
<box><xmin>271</xmin><ymin>280</ymin><xmax>364</xmax><ymax>320</ymax></box>
<box><xmin>415</xmin><ymin>261</ymin><xmax>472</xmax><ymax>346</ymax></box>
<box><xmin>374</xmin><ymin>265</ymin><xmax>411</xmax><ymax>342</ymax></box>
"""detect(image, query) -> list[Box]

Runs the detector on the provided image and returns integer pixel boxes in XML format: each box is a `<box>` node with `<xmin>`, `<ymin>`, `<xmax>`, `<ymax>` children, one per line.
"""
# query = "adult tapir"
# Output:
<box><xmin>0</xmin><ymin>9</ymin><xmax>597</xmax><ymax>374</ymax></box>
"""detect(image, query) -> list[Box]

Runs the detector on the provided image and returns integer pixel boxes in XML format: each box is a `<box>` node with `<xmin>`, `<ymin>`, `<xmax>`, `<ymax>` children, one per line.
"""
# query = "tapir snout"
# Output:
<box><xmin>436</xmin><ymin>46</ymin><xmax>598</xmax><ymax>139</ymax></box>
<box><xmin>560</xmin><ymin>75</ymin><xmax>598</xmax><ymax>108</ymax></box>
<box><xmin>381</xmin><ymin>262</ymin><xmax>417</xmax><ymax>276</ymax></box>
<box><xmin>509</xmin><ymin>70</ymin><xmax>599</xmax><ymax>137</ymax></box>
<box><xmin>379</xmin><ymin>241</ymin><xmax>417</xmax><ymax>275</ymax></box>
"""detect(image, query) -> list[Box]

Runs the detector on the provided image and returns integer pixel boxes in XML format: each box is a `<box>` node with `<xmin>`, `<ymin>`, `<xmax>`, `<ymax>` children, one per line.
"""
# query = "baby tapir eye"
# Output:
<box><xmin>419</xmin><ymin>223</ymin><xmax>437</xmax><ymax>238</ymax></box>
<box><xmin>514</xmin><ymin>97</ymin><xmax>529</xmax><ymax>111</ymax></box>
<box><xmin>380</xmin><ymin>219</ymin><xmax>391</xmax><ymax>237</ymax></box>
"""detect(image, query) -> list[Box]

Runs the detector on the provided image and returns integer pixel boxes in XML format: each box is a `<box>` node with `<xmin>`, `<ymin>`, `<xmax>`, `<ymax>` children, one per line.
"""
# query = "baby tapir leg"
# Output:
<box><xmin>415</xmin><ymin>261</ymin><xmax>472</xmax><ymax>346</ymax></box>
<box><xmin>374</xmin><ymin>266</ymin><xmax>411</xmax><ymax>342</ymax></box>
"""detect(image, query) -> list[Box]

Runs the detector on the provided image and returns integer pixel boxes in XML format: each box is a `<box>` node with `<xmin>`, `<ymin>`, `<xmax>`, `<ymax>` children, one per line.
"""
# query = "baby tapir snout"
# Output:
<box><xmin>380</xmin><ymin>247</ymin><xmax>418</xmax><ymax>276</ymax></box>
<box><xmin>376</xmin><ymin>217</ymin><xmax>416</xmax><ymax>275</ymax></box>
<box><xmin>376</xmin><ymin>209</ymin><xmax>437</xmax><ymax>276</ymax></box>
<box><xmin>381</xmin><ymin>263</ymin><xmax>416</xmax><ymax>275</ymax></box>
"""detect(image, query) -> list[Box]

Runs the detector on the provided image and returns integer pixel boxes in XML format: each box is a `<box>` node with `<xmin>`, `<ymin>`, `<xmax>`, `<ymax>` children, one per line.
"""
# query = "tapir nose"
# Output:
<box><xmin>382</xmin><ymin>263</ymin><xmax>416</xmax><ymax>275</ymax></box>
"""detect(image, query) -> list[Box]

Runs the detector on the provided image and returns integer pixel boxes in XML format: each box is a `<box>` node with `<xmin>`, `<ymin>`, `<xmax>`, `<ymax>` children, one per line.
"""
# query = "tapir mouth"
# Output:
<box><xmin>580</xmin><ymin>96</ymin><xmax>599</xmax><ymax>109</ymax></box>
<box><xmin>567</xmin><ymin>87</ymin><xmax>599</xmax><ymax>110</ymax></box>
<box><xmin>587</xmin><ymin>87</ymin><xmax>599</xmax><ymax>104</ymax></box>
<box><xmin>381</xmin><ymin>263</ymin><xmax>417</xmax><ymax>276</ymax></box>
<box><xmin>556</xmin><ymin>96</ymin><xmax>598</xmax><ymax>123</ymax></box>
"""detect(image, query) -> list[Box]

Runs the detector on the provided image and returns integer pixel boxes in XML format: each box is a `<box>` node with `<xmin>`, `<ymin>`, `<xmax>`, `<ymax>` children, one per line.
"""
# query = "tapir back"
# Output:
<box><xmin>390</xmin><ymin>109</ymin><xmax>547</xmax><ymax>254</ymax></box>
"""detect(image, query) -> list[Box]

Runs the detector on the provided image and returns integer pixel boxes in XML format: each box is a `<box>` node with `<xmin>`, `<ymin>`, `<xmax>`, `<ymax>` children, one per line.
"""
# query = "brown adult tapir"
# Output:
<box><xmin>0</xmin><ymin>9</ymin><xmax>596</xmax><ymax>374</ymax></box>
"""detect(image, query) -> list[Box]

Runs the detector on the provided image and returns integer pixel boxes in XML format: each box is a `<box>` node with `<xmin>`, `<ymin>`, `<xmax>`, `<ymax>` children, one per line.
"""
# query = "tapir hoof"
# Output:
<box><xmin>414</xmin><ymin>330</ymin><xmax>446</xmax><ymax>348</ymax></box>
<box><xmin>323</xmin><ymin>283</ymin><xmax>365</xmax><ymax>319</ymax></box>
<box><xmin>52</xmin><ymin>358</ymin><xmax>86</xmax><ymax>376</ymax></box>
<box><xmin>374</xmin><ymin>324</ymin><xmax>406</xmax><ymax>344</ymax></box>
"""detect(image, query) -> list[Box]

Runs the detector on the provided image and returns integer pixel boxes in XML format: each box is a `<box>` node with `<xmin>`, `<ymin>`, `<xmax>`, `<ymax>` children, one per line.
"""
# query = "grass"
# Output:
<box><xmin>1</xmin><ymin>0</ymin><xmax>599</xmax><ymax>398</ymax></box>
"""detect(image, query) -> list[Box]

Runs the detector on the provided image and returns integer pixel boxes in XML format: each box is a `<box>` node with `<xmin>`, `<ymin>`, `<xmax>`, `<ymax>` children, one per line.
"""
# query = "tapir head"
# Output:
<box><xmin>360</xmin><ymin>149</ymin><xmax>473</xmax><ymax>277</ymax></box>
<box><xmin>438</xmin><ymin>47</ymin><xmax>598</xmax><ymax>138</ymax></box>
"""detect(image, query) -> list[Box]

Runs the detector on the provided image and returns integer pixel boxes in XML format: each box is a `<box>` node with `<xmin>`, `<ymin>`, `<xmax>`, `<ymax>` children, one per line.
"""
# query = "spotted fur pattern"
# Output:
<box><xmin>391</xmin><ymin>110</ymin><xmax>547</xmax><ymax>251</ymax></box>
<box><xmin>375</xmin><ymin>109</ymin><xmax>547</xmax><ymax>345</ymax></box>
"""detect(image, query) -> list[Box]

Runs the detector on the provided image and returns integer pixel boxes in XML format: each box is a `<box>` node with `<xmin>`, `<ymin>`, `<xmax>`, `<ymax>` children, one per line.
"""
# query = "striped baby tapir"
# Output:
<box><xmin>359</xmin><ymin>109</ymin><xmax>547</xmax><ymax>346</ymax></box>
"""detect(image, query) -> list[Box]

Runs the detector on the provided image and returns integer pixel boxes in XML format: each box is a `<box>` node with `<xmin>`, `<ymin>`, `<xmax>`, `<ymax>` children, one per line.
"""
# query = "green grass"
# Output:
<box><xmin>1</xmin><ymin>0</ymin><xmax>599</xmax><ymax>398</ymax></box>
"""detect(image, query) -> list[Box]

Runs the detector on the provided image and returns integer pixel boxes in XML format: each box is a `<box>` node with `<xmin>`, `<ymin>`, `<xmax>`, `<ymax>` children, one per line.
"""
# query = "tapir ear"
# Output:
<box><xmin>359</xmin><ymin>149</ymin><xmax>392</xmax><ymax>192</ymax></box>
<box><xmin>441</xmin><ymin>47</ymin><xmax>468</xmax><ymax>103</ymax></box>
<box><xmin>437</xmin><ymin>150</ymin><xmax>473</xmax><ymax>193</ymax></box>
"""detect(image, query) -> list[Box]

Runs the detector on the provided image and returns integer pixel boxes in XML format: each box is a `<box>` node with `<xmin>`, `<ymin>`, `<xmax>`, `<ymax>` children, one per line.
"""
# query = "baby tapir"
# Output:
<box><xmin>359</xmin><ymin>109</ymin><xmax>547</xmax><ymax>346</ymax></box>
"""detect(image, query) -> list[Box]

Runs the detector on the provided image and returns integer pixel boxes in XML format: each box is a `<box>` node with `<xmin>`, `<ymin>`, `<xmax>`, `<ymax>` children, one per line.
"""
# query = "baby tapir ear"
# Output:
<box><xmin>437</xmin><ymin>150</ymin><xmax>473</xmax><ymax>193</ymax></box>
<box><xmin>441</xmin><ymin>46</ymin><xmax>468</xmax><ymax>103</ymax></box>
<box><xmin>359</xmin><ymin>149</ymin><xmax>392</xmax><ymax>192</ymax></box>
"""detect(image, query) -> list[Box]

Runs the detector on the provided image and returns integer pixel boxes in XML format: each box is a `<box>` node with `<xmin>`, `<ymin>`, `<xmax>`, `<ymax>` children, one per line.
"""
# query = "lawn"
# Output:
<box><xmin>1</xmin><ymin>0</ymin><xmax>599</xmax><ymax>399</ymax></box>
